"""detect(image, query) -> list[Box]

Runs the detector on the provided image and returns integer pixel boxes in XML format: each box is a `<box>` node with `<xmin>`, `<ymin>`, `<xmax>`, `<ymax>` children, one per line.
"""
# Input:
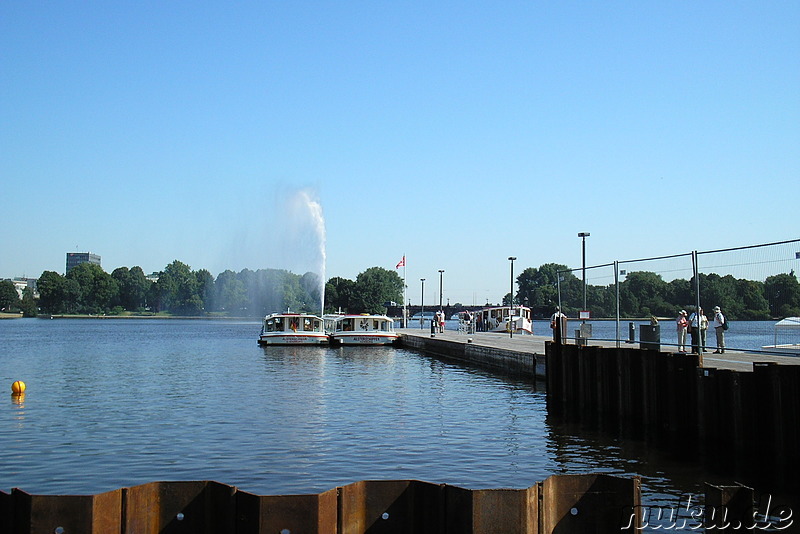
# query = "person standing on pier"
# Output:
<box><xmin>712</xmin><ymin>306</ymin><xmax>726</xmax><ymax>353</ymax></box>
<box><xmin>550</xmin><ymin>306</ymin><xmax>567</xmax><ymax>343</ymax></box>
<box><xmin>676</xmin><ymin>310</ymin><xmax>689</xmax><ymax>352</ymax></box>
<box><xmin>688</xmin><ymin>307</ymin><xmax>707</xmax><ymax>353</ymax></box>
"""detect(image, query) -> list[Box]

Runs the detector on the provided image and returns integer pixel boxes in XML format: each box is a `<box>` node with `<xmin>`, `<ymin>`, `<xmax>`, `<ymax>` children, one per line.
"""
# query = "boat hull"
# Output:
<box><xmin>330</xmin><ymin>333</ymin><xmax>400</xmax><ymax>346</ymax></box>
<box><xmin>761</xmin><ymin>344</ymin><xmax>800</xmax><ymax>355</ymax></box>
<box><xmin>258</xmin><ymin>334</ymin><xmax>329</xmax><ymax>345</ymax></box>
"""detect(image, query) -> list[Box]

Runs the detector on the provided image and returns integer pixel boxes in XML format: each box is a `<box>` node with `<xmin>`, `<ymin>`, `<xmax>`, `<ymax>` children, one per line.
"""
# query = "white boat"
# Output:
<box><xmin>258</xmin><ymin>312</ymin><xmax>328</xmax><ymax>345</ymax></box>
<box><xmin>761</xmin><ymin>317</ymin><xmax>800</xmax><ymax>355</ymax></box>
<box><xmin>474</xmin><ymin>305</ymin><xmax>533</xmax><ymax>334</ymax></box>
<box><xmin>324</xmin><ymin>313</ymin><xmax>400</xmax><ymax>345</ymax></box>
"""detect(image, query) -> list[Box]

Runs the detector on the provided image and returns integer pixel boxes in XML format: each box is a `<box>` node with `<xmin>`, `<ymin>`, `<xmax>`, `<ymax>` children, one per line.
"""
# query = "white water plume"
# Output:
<box><xmin>282</xmin><ymin>189</ymin><xmax>327</xmax><ymax>315</ymax></box>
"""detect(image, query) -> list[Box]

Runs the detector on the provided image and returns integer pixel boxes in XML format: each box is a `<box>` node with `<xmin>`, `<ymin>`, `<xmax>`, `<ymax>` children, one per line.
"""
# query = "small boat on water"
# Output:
<box><xmin>474</xmin><ymin>305</ymin><xmax>533</xmax><ymax>334</ymax></box>
<box><xmin>761</xmin><ymin>317</ymin><xmax>800</xmax><ymax>355</ymax></box>
<box><xmin>324</xmin><ymin>313</ymin><xmax>400</xmax><ymax>345</ymax></box>
<box><xmin>258</xmin><ymin>311</ymin><xmax>328</xmax><ymax>345</ymax></box>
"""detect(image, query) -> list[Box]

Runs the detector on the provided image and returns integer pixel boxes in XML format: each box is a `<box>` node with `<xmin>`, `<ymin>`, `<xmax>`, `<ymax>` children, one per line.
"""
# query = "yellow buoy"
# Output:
<box><xmin>11</xmin><ymin>380</ymin><xmax>26</xmax><ymax>394</ymax></box>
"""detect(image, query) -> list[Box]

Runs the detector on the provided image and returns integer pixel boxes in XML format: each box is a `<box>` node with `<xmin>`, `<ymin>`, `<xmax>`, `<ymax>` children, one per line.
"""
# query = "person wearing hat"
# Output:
<box><xmin>712</xmin><ymin>306</ymin><xmax>726</xmax><ymax>353</ymax></box>
<box><xmin>676</xmin><ymin>310</ymin><xmax>689</xmax><ymax>352</ymax></box>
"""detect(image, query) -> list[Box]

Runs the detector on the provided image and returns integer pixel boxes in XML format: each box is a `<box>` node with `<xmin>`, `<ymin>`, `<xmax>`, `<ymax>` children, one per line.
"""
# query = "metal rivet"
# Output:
<box><xmin>382</xmin><ymin>512</ymin><xmax>390</xmax><ymax>520</ymax></box>
<box><xmin>176</xmin><ymin>513</ymin><xmax>185</xmax><ymax>521</ymax></box>
<box><xmin>54</xmin><ymin>528</ymin><xmax>65</xmax><ymax>534</ymax></box>
<box><xmin>570</xmin><ymin>507</ymin><xmax>578</xmax><ymax>516</ymax></box>
<box><xmin>281</xmin><ymin>529</ymin><xmax>291</xmax><ymax>534</ymax></box>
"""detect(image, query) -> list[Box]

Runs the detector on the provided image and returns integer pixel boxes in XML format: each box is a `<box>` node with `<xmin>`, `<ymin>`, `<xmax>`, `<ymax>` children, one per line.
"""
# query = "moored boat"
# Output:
<box><xmin>324</xmin><ymin>313</ymin><xmax>400</xmax><ymax>345</ymax></box>
<box><xmin>258</xmin><ymin>312</ymin><xmax>328</xmax><ymax>345</ymax></box>
<box><xmin>761</xmin><ymin>317</ymin><xmax>800</xmax><ymax>355</ymax></box>
<box><xmin>474</xmin><ymin>305</ymin><xmax>533</xmax><ymax>334</ymax></box>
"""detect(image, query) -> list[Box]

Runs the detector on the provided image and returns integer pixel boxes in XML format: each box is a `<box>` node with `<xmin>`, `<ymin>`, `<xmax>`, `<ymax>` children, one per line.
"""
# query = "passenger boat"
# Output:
<box><xmin>324</xmin><ymin>313</ymin><xmax>400</xmax><ymax>345</ymax></box>
<box><xmin>258</xmin><ymin>311</ymin><xmax>328</xmax><ymax>345</ymax></box>
<box><xmin>474</xmin><ymin>305</ymin><xmax>533</xmax><ymax>334</ymax></box>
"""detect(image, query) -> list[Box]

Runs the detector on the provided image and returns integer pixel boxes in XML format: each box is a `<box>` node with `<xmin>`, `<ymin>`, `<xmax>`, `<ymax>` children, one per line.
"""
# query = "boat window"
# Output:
<box><xmin>342</xmin><ymin>318</ymin><xmax>354</xmax><ymax>331</ymax></box>
<box><xmin>303</xmin><ymin>318</ymin><xmax>313</xmax><ymax>331</ymax></box>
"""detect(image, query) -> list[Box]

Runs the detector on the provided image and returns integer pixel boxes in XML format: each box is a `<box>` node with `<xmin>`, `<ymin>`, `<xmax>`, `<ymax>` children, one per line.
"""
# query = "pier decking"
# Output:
<box><xmin>396</xmin><ymin>327</ymin><xmax>800</xmax><ymax>375</ymax></box>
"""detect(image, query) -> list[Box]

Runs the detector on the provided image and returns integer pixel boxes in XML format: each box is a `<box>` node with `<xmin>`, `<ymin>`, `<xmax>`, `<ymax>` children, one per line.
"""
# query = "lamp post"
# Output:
<box><xmin>420</xmin><ymin>278</ymin><xmax>425</xmax><ymax>329</ymax></box>
<box><xmin>508</xmin><ymin>256</ymin><xmax>516</xmax><ymax>338</ymax></box>
<box><xmin>578</xmin><ymin>232</ymin><xmax>590</xmax><ymax>317</ymax></box>
<box><xmin>438</xmin><ymin>270</ymin><xmax>445</xmax><ymax>311</ymax></box>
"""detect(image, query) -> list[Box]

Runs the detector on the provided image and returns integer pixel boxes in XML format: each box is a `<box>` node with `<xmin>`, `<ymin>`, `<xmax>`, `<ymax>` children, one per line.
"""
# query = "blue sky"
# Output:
<box><xmin>2</xmin><ymin>1</ymin><xmax>798</xmax><ymax>305</ymax></box>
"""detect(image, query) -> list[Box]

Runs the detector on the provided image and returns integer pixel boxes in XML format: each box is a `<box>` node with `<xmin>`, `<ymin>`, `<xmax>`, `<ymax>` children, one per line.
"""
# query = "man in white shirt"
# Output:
<box><xmin>712</xmin><ymin>306</ymin><xmax>726</xmax><ymax>353</ymax></box>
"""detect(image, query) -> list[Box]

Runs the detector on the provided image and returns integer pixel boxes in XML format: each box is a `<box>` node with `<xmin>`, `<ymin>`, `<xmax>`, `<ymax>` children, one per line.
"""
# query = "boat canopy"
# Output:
<box><xmin>775</xmin><ymin>317</ymin><xmax>800</xmax><ymax>329</ymax></box>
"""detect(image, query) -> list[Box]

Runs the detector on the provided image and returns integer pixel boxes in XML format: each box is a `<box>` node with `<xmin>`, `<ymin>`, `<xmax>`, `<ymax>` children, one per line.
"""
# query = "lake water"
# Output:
<box><xmin>2</xmin><ymin>318</ymin><xmax>796</xmax><ymax>525</ymax></box>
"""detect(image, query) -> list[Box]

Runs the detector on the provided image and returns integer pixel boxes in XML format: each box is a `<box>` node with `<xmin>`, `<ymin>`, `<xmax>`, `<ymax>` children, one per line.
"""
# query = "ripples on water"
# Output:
<box><xmin>0</xmin><ymin>319</ymin><xmax>792</xmax><ymax>517</ymax></box>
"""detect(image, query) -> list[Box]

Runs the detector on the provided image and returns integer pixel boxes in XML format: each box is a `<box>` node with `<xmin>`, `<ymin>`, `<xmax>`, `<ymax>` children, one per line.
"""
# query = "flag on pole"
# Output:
<box><xmin>396</xmin><ymin>255</ymin><xmax>406</xmax><ymax>269</ymax></box>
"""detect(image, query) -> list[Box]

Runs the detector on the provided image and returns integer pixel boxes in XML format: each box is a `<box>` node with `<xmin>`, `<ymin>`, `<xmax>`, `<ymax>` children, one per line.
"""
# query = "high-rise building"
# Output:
<box><xmin>66</xmin><ymin>252</ymin><xmax>101</xmax><ymax>273</ymax></box>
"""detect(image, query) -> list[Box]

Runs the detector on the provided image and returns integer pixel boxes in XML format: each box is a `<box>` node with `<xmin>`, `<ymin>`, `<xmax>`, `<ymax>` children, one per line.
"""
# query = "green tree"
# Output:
<box><xmin>516</xmin><ymin>264</ymin><xmax>575</xmax><ymax>317</ymax></box>
<box><xmin>0</xmin><ymin>280</ymin><xmax>19</xmax><ymax>311</ymax></box>
<box><xmin>66</xmin><ymin>263</ymin><xmax>118</xmax><ymax>313</ymax></box>
<box><xmin>325</xmin><ymin>276</ymin><xmax>356</xmax><ymax>313</ymax></box>
<box><xmin>20</xmin><ymin>286</ymin><xmax>37</xmax><ymax>317</ymax></box>
<box><xmin>214</xmin><ymin>270</ymin><xmax>247</xmax><ymax>313</ymax></box>
<box><xmin>620</xmin><ymin>271</ymin><xmax>670</xmax><ymax>317</ymax></box>
<box><xmin>764</xmin><ymin>272</ymin><xmax>800</xmax><ymax>318</ymax></box>
<box><xmin>196</xmin><ymin>269</ymin><xmax>215</xmax><ymax>313</ymax></box>
<box><xmin>736</xmin><ymin>279</ymin><xmax>770</xmax><ymax>320</ymax></box>
<box><xmin>37</xmin><ymin>271</ymin><xmax>68</xmax><ymax>313</ymax></box>
<box><xmin>352</xmin><ymin>267</ymin><xmax>403</xmax><ymax>314</ymax></box>
<box><xmin>111</xmin><ymin>266</ymin><xmax>150</xmax><ymax>311</ymax></box>
<box><xmin>158</xmin><ymin>260</ymin><xmax>202</xmax><ymax>315</ymax></box>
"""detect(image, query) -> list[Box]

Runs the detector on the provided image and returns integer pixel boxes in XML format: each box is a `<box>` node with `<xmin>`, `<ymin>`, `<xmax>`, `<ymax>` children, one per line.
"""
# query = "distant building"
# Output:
<box><xmin>66</xmin><ymin>252</ymin><xmax>101</xmax><ymax>273</ymax></box>
<box><xmin>12</xmin><ymin>278</ymin><xmax>38</xmax><ymax>299</ymax></box>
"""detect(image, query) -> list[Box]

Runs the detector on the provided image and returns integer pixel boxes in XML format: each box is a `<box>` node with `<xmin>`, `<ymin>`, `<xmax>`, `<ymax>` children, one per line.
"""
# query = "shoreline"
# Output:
<box><xmin>38</xmin><ymin>314</ymin><xmax>257</xmax><ymax>321</ymax></box>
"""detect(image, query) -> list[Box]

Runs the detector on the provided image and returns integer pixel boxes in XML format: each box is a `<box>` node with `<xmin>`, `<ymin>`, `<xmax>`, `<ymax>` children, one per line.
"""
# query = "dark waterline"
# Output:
<box><xmin>1</xmin><ymin>319</ymin><xmax>795</xmax><ymax>518</ymax></box>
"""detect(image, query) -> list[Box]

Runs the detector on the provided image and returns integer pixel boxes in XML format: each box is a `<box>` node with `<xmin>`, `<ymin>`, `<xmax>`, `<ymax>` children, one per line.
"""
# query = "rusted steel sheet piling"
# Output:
<box><xmin>546</xmin><ymin>342</ymin><xmax>800</xmax><ymax>486</ymax></box>
<box><xmin>123</xmin><ymin>480</ymin><xmax>237</xmax><ymax>533</ymax></box>
<box><xmin>5</xmin><ymin>488</ymin><xmax>122</xmax><ymax>534</ymax></box>
<box><xmin>237</xmin><ymin>488</ymin><xmax>338</xmax><ymax>534</ymax></box>
<box><xmin>1</xmin><ymin>474</ymin><xmax>641</xmax><ymax>533</ymax></box>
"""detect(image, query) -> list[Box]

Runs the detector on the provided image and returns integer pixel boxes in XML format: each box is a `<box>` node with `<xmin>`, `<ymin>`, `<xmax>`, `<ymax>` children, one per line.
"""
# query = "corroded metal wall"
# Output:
<box><xmin>546</xmin><ymin>342</ymin><xmax>800</xmax><ymax>488</ymax></box>
<box><xmin>0</xmin><ymin>474</ymin><xmax>640</xmax><ymax>533</ymax></box>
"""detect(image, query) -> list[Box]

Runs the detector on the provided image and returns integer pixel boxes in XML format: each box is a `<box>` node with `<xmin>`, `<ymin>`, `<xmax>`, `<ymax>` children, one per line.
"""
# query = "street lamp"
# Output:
<box><xmin>420</xmin><ymin>278</ymin><xmax>425</xmax><ymax>329</ymax></box>
<box><xmin>508</xmin><ymin>256</ymin><xmax>516</xmax><ymax>338</ymax></box>
<box><xmin>578</xmin><ymin>232</ymin><xmax>590</xmax><ymax>316</ymax></box>
<box><xmin>438</xmin><ymin>270</ymin><xmax>445</xmax><ymax>311</ymax></box>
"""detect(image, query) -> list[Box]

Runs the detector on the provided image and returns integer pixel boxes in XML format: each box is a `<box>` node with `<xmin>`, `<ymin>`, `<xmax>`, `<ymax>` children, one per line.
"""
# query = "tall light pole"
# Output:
<box><xmin>508</xmin><ymin>256</ymin><xmax>516</xmax><ymax>338</ymax></box>
<box><xmin>438</xmin><ymin>270</ymin><xmax>445</xmax><ymax>311</ymax></box>
<box><xmin>578</xmin><ymin>232</ymin><xmax>590</xmax><ymax>316</ymax></box>
<box><xmin>420</xmin><ymin>278</ymin><xmax>425</xmax><ymax>329</ymax></box>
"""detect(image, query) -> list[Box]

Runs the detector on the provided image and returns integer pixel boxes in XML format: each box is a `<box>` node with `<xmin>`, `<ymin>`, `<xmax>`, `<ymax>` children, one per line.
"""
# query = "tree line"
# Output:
<box><xmin>2</xmin><ymin>261</ymin><xmax>404</xmax><ymax>317</ymax></box>
<box><xmin>514</xmin><ymin>263</ymin><xmax>800</xmax><ymax>320</ymax></box>
<box><xmin>3</xmin><ymin>259</ymin><xmax>797</xmax><ymax>320</ymax></box>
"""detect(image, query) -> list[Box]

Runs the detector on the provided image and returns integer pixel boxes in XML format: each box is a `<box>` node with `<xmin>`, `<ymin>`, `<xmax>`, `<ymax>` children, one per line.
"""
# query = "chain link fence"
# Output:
<box><xmin>555</xmin><ymin>239</ymin><xmax>800</xmax><ymax>354</ymax></box>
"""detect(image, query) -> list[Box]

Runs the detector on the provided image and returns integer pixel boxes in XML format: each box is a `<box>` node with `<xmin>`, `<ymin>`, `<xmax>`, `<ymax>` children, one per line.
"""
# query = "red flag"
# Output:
<box><xmin>396</xmin><ymin>256</ymin><xmax>406</xmax><ymax>269</ymax></box>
